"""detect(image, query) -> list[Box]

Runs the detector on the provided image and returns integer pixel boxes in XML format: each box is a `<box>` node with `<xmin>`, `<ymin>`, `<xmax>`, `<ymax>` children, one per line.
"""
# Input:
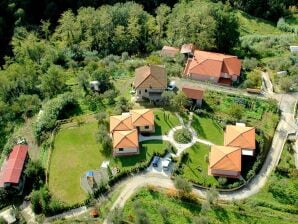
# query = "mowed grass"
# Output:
<box><xmin>181</xmin><ymin>143</ymin><xmax>218</xmax><ymax>187</ymax></box>
<box><xmin>109</xmin><ymin>140</ymin><xmax>168</xmax><ymax>171</ymax></box>
<box><xmin>123</xmin><ymin>188</ymin><xmax>298</xmax><ymax>224</ymax></box>
<box><xmin>191</xmin><ymin>114</ymin><xmax>224</xmax><ymax>145</ymax></box>
<box><xmin>153</xmin><ymin>109</ymin><xmax>180</xmax><ymax>135</ymax></box>
<box><xmin>49</xmin><ymin>122</ymin><xmax>107</xmax><ymax>205</ymax></box>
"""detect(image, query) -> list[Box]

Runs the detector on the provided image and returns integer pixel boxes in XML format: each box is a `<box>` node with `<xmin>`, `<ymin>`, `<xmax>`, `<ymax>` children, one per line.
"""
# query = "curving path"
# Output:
<box><xmin>102</xmin><ymin>75</ymin><xmax>298</xmax><ymax>223</ymax></box>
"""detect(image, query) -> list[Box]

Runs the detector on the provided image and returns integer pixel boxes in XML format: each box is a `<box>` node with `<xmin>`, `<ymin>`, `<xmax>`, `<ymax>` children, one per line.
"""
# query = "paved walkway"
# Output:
<box><xmin>20</xmin><ymin>201</ymin><xmax>36</xmax><ymax>224</ymax></box>
<box><xmin>139</xmin><ymin>111</ymin><xmax>213</xmax><ymax>157</ymax></box>
<box><xmin>44</xmin><ymin>206</ymin><xmax>88</xmax><ymax>223</ymax></box>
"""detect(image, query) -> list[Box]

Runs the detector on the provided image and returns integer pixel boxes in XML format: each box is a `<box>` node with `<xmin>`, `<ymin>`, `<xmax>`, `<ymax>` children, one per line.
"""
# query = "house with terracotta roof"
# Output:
<box><xmin>112</xmin><ymin>129</ymin><xmax>139</xmax><ymax>156</ymax></box>
<box><xmin>209</xmin><ymin>145</ymin><xmax>241</xmax><ymax>178</ymax></box>
<box><xmin>109</xmin><ymin>109</ymin><xmax>155</xmax><ymax>156</ymax></box>
<box><xmin>183</xmin><ymin>50</ymin><xmax>241</xmax><ymax>85</ymax></box>
<box><xmin>131</xmin><ymin>109</ymin><xmax>155</xmax><ymax>133</ymax></box>
<box><xmin>110</xmin><ymin>113</ymin><xmax>133</xmax><ymax>133</ymax></box>
<box><xmin>160</xmin><ymin>46</ymin><xmax>179</xmax><ymax>57</ymax></box>
<box><xmin>134</xmin><ymin>65</ymin><xmax>167</xmax><ymax>102</ymax></box>
<box><xmin>224</xmin><ymin>124</ymin><xmax>256</xmax><ymax>156</ymax></box>
<box><xmin>182</xmin><ymin>85</ymin><xmax>204</xmax><ymax>107</ymax></box>
<box><xmin>0</xmin><ymin>144</ymin><xmax>29</xmax><ymax>192</ymax></box>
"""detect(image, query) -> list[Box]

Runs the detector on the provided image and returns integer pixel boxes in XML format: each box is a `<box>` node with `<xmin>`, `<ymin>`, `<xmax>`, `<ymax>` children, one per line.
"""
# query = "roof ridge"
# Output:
<box><xmin>229</xmin><ymin>126</ymin><xmax>254</xmax><ymax>146</ymax></box>
<box><xmin>135</xmin><ymin>66</ymin><xmax>151</xmax><ymax>88</ymax></box>
<box><xmin>114</xmin><ymin>115</ymin><xmax>131</xmax><ymax>130</ymax></box>
<box><xmin>211</xmin><ymin>146</ymin><xmax>239</xmax><ymax>169</ymax></box>
<box><xmin>226</xmin><ymin>150</ymin><xmax>241</xmax><ymax>170</ymax></box>
<box><xmin>150</xmin><ymin>67</ymin><xmax>166</xmax><ymax>88</ymax></box>
<box><xmin>115</xmin><ymin>130</ymin><xmax>136</xmax><ymax>148</ymax></box>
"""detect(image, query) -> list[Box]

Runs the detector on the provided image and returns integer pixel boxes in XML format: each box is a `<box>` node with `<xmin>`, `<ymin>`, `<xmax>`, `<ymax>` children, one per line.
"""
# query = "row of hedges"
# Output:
<box><xmin>33</xmin><ymin>93</ymin><xmax>77</xmax><ymax>143</ymax></box>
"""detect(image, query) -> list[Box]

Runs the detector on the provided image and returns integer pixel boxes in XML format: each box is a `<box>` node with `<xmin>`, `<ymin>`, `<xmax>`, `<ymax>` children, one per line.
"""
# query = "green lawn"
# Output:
<box><xmin>122</xmin><ymin>188</ymin><xmax>298</xmax><ymax>224</ymax></box>
<box><xmin>48</xmin><ymin>121</ymin><xmax>170</xmax><ymax>204</ymax></box>
<box><xmin>153</xmin><ymin>109</ymin><xmax>180</xmax><ymax>135</ymax></box>
<box><xmin>236</xmin><ymin>11</ymin><xmax>282</xmax><ymax>36</ymax></box>
<box><xmin>109</xmin><ymin>140</ymin><xmax>168</xmax><ymax>171</ymax></box>
<box><xmin>181</xmin><ymin>143</ymin><xmax>218</xmax><ymax>187</ymax></box>
<box><xmin>48</xmin><ymin>122</ymin><xmax>107</xmax><ymax>205</ymax></box>
<box><xmin>191</xmin><ymin>114</ymin><xmax>224</xmax><ymax>145</ymax></box>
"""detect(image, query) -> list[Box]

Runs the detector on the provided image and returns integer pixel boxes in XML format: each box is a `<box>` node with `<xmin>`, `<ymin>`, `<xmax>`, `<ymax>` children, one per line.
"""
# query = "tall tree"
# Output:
<box><xmin>211</xmin><ymin>3</ymin><xmax>240</xmax><ymax>52</ymax></box>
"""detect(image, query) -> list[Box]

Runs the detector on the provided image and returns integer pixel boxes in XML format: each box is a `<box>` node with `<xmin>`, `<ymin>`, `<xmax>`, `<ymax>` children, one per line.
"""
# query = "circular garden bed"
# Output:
<box><xmin>174</xmin><ymin>128</ymin><xmax>193</xmax><ymax>144</ymax></box>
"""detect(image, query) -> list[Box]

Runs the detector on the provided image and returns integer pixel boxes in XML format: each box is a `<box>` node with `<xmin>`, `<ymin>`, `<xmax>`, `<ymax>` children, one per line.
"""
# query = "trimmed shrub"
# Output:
<box><xmin>174</xmin><ymin>128</ymin><xmax>192</xmax><ymax>144</ymax></box>
<box><xmin>33</xmin><ymin>93</ymin><xmax>77</xmax><ymax>142</ymax></box>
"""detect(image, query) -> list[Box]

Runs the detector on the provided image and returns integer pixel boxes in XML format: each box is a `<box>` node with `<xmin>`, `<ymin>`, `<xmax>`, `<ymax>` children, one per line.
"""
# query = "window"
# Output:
<box><xmin>139</xmin><ymin>90</ymin><xmax>141</xmax><ymax>94</ymax></box>
<box><xmin>144</xmin><ymin>126</ymin><xmax>149</xmax><ymax>129</ymax></box>
<box><xmin>119</xmin><ymin>148</ymin><xmax>123</xmax><ymax>151</ymax></box>
<box><xmin>145</xmin><ymin>89</ymin><xmax>147</xmax><ymax>93</ymax></box>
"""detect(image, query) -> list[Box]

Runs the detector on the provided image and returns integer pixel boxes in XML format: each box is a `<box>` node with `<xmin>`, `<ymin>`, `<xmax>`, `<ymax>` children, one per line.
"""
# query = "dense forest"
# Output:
<box><xmin>0</xmin><ymin>0</ymin><xmax>241</xmax><ymax>153</ymax></box>
<box><xmin>0</xmin><ymin>0</ymin><xmax>177</xmax><ymax>64</ymax></box>
<box><xmin>0</xmin><ymin>0</ymin><xmax>297</xmax><ymax>154</ymax></box>
<box><xmin>0</xmin><ymin>0</ymin><xmax>295</xmax><ymax>63</ymax></box>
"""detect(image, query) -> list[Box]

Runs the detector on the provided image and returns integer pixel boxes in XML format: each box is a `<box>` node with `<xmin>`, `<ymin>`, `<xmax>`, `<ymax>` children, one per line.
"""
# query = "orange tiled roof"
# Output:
<box><xmin>134</xmin><ymin>65</ymin><xmax>167</xmax><ymax>89</ymax></box>
<box><xmin>182</xmin><ymin>85</ymin><xmax>204</xmax><ymax>100</ymax></box>
<box><xmin>224</xmin><ymin>125</ymin><xmax>256</xmax><ymax>150</ymax></box>
<box><xmin>109</xmin><ymin>113</ymin><xmax>133</xmax><ymax>132</ymax></box>
<box><xmin>113</xmin><ymin>129</ymin><xmax>139</xmax><ymax>149</ymax></box>
<box><xmin>160</xmin><ymin>46</ymin><xmax>179</xmax><ymax>57</ymax></box>
<box><xmin>184</xmin><ymin>50</ymin><xmax>241</xmax><ymax>78</ymax></box>
<box><xmin>130</xmin><ymin>109</ymin><xmax>154</xmax><ymax>127</ymax></box>
<box><xmin>209</xmin><ymin>145</ymin><xmax>241</xmax><ymax>171</ymax></box>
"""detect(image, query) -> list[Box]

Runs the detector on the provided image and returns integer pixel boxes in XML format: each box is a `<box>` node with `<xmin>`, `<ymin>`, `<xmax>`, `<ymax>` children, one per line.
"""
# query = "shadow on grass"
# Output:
<box><xmin>192</xmin><ymin>116</ymin><xmax>207</xmax><ymax>139</ymax></box>
<box><xmin>115</xmin><ymin>148</ymin><xmax>147</xmax><ymax>168</ymax></box>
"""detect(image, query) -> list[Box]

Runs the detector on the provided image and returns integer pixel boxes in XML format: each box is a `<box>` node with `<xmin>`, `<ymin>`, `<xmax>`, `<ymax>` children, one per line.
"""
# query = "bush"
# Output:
<box><xmin>243</xmin><ymin>57</ymin><xmax>258</xmax><ymax>71</ymax></box>
<box><xmin>24</xmin><ymin>160</ymin><xmax>45</xmax><ymax>189</ymax></box>
<box><xmin>173</xmin><ymin>128</ymin><xmax>192</xmax><ymax>144</ymax></box>
<box><xmin>174</xmin><ymin>176</ymin><xmax>192</xmax><ymax>194</ymax></box>
<box><xmin>33</xmin><ymin>93</ymin><xmax>77</xmax><ymax>142</ymax></box>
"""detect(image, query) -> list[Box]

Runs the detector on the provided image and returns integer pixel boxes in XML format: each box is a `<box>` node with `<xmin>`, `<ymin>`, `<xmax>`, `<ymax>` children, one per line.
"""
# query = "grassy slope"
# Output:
<box><xmin>123</xmin><ymin>188</ymin><xmax>298</xmax><ymax>224</ymax></box>
<box><xmin>122</xmin><ymin>147</ymin><xmax>298</xmax><ymax>223</ymax></box>
<box><xmin>48</xmin><ymin>122</ymin><xmax>105</xmax><ymax>205</ymax></box>
<box><xmin>153</xmin><ymin>109</ymin><xmax>180</xmax><ymax>135</ymax></box>
<box><xmin>249</xmin><ymin>142</ymin><xmax>298</xmax><ymax>212</ymax></box>
<box><xmin>191</xmin><ymin>114</ymin><xmax>224</xmax><ymax>145</ymax></box>
<box><xmin>181</xmin><ymin>143</ymin><xmax>218</xmax><ymax>186</ymax></box>
<box><xmin>236</xmin><ymin>11</ymin><xmax>282</xmax><ymax>36</ymax></box>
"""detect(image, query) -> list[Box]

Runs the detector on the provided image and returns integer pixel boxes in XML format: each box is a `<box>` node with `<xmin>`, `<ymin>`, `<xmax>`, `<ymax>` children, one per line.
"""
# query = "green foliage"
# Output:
<box><xmin>31</xmin><ymin>186</ymin><xmax>64</xmax><ymax>215</ymax></box>
<box><xmin>242</xmin><ymin>57</ymin><xmax>258</xmax><ymax>71</ymax></box>
<box><xmin>243</xmin><ymin>69</ymin><xmax>262</xmax><ymax>88</ymax></box>
<box><xmin>113</xmin><ymin>97</ymin><xmax>132</xmax><ymax>115</ymax></box>
<box><xmin>277</xmin><ymin>17</ymin><xmax>298</xmax><ymax>34</ymax></box>
<box><xmin>33</xmin><ymin>93</ymin><xmax>77</xmax><ymax>142</ymax></box>
<box><xmin>167</xmin><ymin>0</ymin><xmax>216</xmax><ymax>50</ymax></box>
<box><xmin>227</xmin><ymin>103</ymin><xmax>244</xmax><ymax>120</ymax></box>
<box><xmin>96</xmin><ymin>124</ymin><xmax>112</xmax><ymax>155</ymax></box>
<box><xmin>215</xmin><ymin>0</ymin><xmax>294</xmax><ymax>22</ymax></box>
<box><xmin>108</xmin><ymin>206</ymin><xmax>124</xmax><ymax>224</ymax></box>
<box><xmin>24</xmin><ymin>160</ymin><xmax>45</xmax><ymax>189</ymax></box>
<box><xmin>171</xmin><ymin>92</ymin><xmax>189</xmax><ymax>112</ymax></box>
<box><xmin>211</xmin><ymin>3</ymin><xmax>240</xmax><ymax>52</ymax></box>
<box><xmin>40</xmin><ymin>65</ymin><xmax>67</xmax><ymax>98</ymax></box>
<box><xmin>174</xmin><ymin>176</ymin><xmax>192</xmax><ymax>194</ymax></box>
<box><xmin>173</xmin><ymin>129</ymin><xmax>192</xmax><ymax>144</ymax></box>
